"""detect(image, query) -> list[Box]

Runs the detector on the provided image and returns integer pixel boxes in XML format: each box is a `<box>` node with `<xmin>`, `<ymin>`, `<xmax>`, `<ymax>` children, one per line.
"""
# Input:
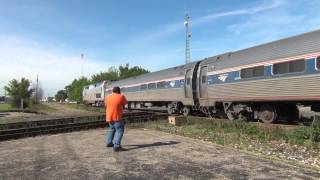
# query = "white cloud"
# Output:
<box><xmin>0</xmin><ymin>35</ymin><xmax>111</xmax><ymax>96</ymax></box>
<box><xmin>128</xmin><ymin>0</ymin><xmax>286</xmax><ymax>45</ymax></box>
<box><xmin>177</xmin><ymin>0</ymin><xmax>320</xmax><ymax>56</ymax></box>
<box><xmin>225</xmin><ymin>0</ymin><xmax>320</xmax><ymax>49</ymax></box>
<box><xmin>194</xmin><ymin>0</ymin><xmax>286</xmax><ymax>25</ymax></box>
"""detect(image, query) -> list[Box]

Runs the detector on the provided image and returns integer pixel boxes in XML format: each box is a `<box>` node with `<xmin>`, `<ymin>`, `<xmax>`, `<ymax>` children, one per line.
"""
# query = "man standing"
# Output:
<box><xmin>105</xmin><ymin>86</ymin><xmax>128</xmax><ymax>152</ymax></box>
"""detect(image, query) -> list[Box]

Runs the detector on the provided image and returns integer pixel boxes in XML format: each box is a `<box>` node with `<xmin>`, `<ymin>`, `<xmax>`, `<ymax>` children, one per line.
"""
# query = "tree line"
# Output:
<box><xmin>3</xmin><ymin>64</ymin><xmax>148</xmax><ymax>108</ymax></box>
<box><xmin>55</xmin><ymin>64</ymin><xmax>149</xmax><ymax>102</ymax></box>
<box><xmin>4</xmin><ymin>78</ymin><xmax>43</xmax><ymax>108</ymax></box>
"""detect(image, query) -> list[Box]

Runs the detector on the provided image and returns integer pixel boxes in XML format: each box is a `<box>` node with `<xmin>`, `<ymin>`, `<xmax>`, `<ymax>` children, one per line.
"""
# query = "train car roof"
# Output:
<box><xmin>200</xmin><ymin>29</ymin><xmax>320</xmax><ymax>70</ymax></box>
<box><xmin>108</xmin><ymin>61</ymin><xmax>198</xmax><ymax>87</ymax></box>
<box><xmin>107</xmin><ymin>29</ymin><xmax>320</xmax><ymax>88</ymax></box>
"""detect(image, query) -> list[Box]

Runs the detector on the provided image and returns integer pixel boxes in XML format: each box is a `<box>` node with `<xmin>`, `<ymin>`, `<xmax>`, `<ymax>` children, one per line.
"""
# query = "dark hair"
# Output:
<box><xmin>112</xmin><ymin>86</ymin><xmax>121</xmax><ymax>94</ymax></box>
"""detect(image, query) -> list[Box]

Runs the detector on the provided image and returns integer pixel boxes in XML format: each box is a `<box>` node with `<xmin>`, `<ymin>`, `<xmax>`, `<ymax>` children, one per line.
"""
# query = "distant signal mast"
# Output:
<box><xmin>81</xmin><ymin>53</ymin><xmax>84</xmax><ymax>76</ymax></box>
<box><xmin>184</xmin><ymin>14</ymin><xmax>191</xmax><ymax>64</ymax></box>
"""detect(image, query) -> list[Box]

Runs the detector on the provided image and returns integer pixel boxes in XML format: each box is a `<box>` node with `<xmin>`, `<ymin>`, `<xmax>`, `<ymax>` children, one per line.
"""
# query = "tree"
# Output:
<box><xmin>4</xmin><ymin>78</ymin><xmax>33</xmax><ymax>108</ymax></box>
<box><xmin>90</xmin><ymin>64</ymin><xmax>149</xmax><ymax>83</ymax></box>
<box><xmin>55</xmin><ymin>90</ymin><xmax>68</xmax><ymax>102</ymax></box>
<box><xmin>62</xmin><ymin>64</ymin><xmax>149</xmax><ymax>103</ymax></box>
<box><xmin>91</xmin><ymin>66</ymin><xmax>119</xmax><ymax>83</ymax></box>
<box><xmin>119</xmin><ymin>63</ymin><xmax>149</xmax><ymax>79</ymax></box>
<box><xmin>65</xmin><ymin>76</ymin><xmax>90</xmax><ymax>102</ymax></box>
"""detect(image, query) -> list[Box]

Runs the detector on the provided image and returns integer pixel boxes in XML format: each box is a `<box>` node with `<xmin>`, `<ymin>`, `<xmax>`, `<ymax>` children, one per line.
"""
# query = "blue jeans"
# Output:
<box><xmin>106</xmin><ymin>121</ymin><xmax>125</xmax><ymax>148</ymax></box>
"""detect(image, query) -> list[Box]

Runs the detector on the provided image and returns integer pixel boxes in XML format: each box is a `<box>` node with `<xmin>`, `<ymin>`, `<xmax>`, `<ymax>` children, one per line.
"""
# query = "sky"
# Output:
<box><xmin>0</xmin><ymin>0</ymin><xmax>320</xmax><ymax>96</ymax></box>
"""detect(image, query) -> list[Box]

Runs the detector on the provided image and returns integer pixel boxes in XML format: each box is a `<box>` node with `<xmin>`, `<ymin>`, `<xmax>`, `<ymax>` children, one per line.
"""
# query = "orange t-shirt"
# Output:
<box><xmin>105</xmin><ymin>93</ymin><xmax>128</xmax><ymax>122</ymax></box>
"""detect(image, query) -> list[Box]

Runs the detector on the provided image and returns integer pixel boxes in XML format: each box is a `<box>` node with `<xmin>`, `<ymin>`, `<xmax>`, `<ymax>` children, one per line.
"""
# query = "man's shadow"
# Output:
<box><xmin>124</xmin><ymin>141</ymin><xmax>180</xmax><ymax>151</ymax></box>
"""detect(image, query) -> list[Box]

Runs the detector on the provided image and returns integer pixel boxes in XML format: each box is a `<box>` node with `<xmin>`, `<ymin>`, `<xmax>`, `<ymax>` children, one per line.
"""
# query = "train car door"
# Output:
<box><xmin>185</xmin><ymin>69</ymin><xmax>193</xmax><ymax>98</ymax></box>
<box><xmin>199</xmin><ymin>66</ymin><xmax>208</xmax><ymax>98</ymax></box>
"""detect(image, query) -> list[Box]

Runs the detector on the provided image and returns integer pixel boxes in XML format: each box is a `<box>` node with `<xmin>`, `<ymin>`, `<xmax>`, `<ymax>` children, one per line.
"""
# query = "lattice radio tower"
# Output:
<box><xmin>184</xmin><ymin>14</ymin><xmax>191</xmax><ymax>64</ymax></box>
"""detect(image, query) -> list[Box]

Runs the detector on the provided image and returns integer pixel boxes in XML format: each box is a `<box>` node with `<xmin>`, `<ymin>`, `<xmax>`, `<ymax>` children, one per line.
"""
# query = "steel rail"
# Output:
<box><xmin>0</xmin><ymin>111</ymin><xmax>167</xmax><ymax>141</ymax></box>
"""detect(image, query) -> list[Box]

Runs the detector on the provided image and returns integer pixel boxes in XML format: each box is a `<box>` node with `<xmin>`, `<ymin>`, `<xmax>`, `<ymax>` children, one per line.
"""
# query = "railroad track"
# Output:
<box><xmin>0</xmin><ymin>108</ymin><xmax>317</xmax><ymax>141</ymax></box>
<box><xmin>0</xmin><ymin>111</ymin><xmax>167</xmax><ymax>141</ymax></box>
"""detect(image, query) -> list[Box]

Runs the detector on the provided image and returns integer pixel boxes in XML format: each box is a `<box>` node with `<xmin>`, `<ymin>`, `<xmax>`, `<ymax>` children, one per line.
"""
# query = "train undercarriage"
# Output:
<box><xmin>126</xmin><ymin>100</ymin><xmax>319</xmax><ymax>124</ymax></box>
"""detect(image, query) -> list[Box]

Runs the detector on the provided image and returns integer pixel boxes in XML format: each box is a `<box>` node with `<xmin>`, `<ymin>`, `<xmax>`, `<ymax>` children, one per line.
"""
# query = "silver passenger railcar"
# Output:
<box><xmin>197</xmin><ymin>29</ymin><xmax>320</xmax><ymax>123</ymax></box>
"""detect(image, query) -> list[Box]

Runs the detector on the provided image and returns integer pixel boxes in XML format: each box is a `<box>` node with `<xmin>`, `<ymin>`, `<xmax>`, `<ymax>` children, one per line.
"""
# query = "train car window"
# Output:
<box><xmin>201</xmin><ymin>75</ymin><xmax>207</xmax><ymax>83</ymax></box>
<box><xmin>289</xmin><ymin>59</ymin><xmax>305</xmax><ymax>72</ymax></box>
<box><xmin>186</xmin><ymin>78</ymin><xmax>191</xmax><ymax>85</ymax></box>
<box><xmin>157</xmin><ymin>81</ymin><xmax>166</xmax><ymax>88</ymax></box>
<box><xmin>129</xmin><ymin>86</ymin><xmax>139</xmax><ymax>92</ymax></box>
<box><xmin>148</xmin><ymin>83</ymin><xmax>156</xmax><ymax>89</ymax></box>
<box><xmin>273</xmin><ymin>59</ymin><xmax>305</xmax><ymax>74</ymax></box>
<box><xmin>121</xmin><ymin>88</ymin><xmax>127</xmax><ymax>92</ymax></box>
<box><xmin>241</xmin><ymin>68</ymin><xmax>253</xmax><ymax>78</ymax></box>
<box><xmin>180</xmin><ymin>79</ymin><xmax>184</xmax><ymax>85</ymax></box>
<box><xmin>253</xmin><ymin>66</ymin><xmax>264</xmax><ymax>76</ymax></box>
<box><xmin>273</xmin><ymin>62</ymin><xmax>288</xmax><ymax>74</ymax></box>
<box><xmin>241</xmin><ymin>66</ymin><xmax>264</xmax><ymax>78</ymax></box>
<box><xmin>96</xmin><ymin>93</ymin><xmax>101</xmax><ymax>98</ymax></box>
<box><xmin>140</xmin><ymin>84</ymin><xmax>147</xmax><ymax>90</ymax></box>
<box><xmin>316</xmin><ymin>56</ymin><xmax>320</xmax><ymax>69</ymax></box>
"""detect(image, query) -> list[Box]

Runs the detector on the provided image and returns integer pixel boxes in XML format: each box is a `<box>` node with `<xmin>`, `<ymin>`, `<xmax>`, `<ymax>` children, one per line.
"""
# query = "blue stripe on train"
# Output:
<box><xmin>121</xmin><ymin>79</ymin><xmax>185</xmax><ymax>93</ymax></box>
<box><xmin>207</xmin><ymin>58</ymin><xmax>319</xmax><ymax>85</ymax></box>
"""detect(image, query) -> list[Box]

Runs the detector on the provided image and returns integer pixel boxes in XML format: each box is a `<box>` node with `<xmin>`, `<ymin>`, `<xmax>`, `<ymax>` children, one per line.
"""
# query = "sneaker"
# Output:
<box><xmin>106</xmin><ymin>143</ymin><xmax>114</xmax><ymax>147</ymax></box>
<box><xmin>113</xmin><ymin>147</ymin><xmax>127</xmax><ymax>152</ymax></box>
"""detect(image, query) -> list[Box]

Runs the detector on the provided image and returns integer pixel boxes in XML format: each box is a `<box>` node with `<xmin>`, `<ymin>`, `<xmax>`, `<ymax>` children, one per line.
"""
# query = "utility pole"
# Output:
<box><xmin>4</xmin><ymin>87</ymin><xmax>6</xmax><ymax>103</ymax></box>
<box><xmin>184</xmin><ymin>14</ymin><xmax>191</xmax><ymax>64</ymax></box>
<box><xmin>35</xmin><ymin>74</ymin><xmax>38</xmax><ymax>104</ymax></box>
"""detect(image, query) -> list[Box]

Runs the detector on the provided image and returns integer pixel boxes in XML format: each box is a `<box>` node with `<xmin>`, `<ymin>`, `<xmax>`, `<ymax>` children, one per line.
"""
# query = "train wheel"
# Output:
<box><xmin>258</xmin><ymin>104</ymin><xmax>278</xmax><ymax>123</ymax></box>
<box><xmin>182</xmin><ymin>106</ymin><xmax>190</xmax><ymax>116</ymax></box>
<box><xmin>226</xmin><ymin>111</ymin><xmax>238</xmax><ymax>121</ymax></box>
<box><xmin>167</xmin><ymin>104</ymin><xmax>174</xmax><ymax>115</ymax></box>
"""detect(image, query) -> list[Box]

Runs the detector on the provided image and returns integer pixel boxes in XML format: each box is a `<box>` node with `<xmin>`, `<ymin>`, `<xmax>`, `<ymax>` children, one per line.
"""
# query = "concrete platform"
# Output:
<box><xmin>0</xmin><ymin>128</ymin><xmax>319</xmax><ymax>179</ymax></box>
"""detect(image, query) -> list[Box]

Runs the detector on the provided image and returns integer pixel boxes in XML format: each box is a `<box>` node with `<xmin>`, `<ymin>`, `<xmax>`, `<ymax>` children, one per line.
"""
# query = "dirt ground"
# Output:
<box><xmin>0</xmin><ymin>128</ymin><xmax>319</xmax><ymax>179</ymax></box>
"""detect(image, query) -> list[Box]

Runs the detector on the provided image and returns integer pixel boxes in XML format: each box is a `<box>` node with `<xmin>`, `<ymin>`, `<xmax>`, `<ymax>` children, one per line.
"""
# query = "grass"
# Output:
<box><xmin>142</xmin><ymin>117</ymin><xmax>320</xmax><ymax>149</ymax></box>
<box><xmin>0</xmin><ymin>103</ymin><xmax>14</xmax><ymax>111</ymax></box>
<box><xmin>61</xmin><ymin>103</ymin><xmax>105</xmax><ymax>113</ymax></box>
<box><xmin>140</xmin><ymin>117</ymin><xmax>320</xmax><ymax>169</ymax></box>
<box><xmin>27</xmin><ymin>103</ymin><xmax>58</xmax><ymax>113</ymax></box>
<box><xmin>0</xmin><ymin>103</ymin><xmax>58</xmax><ymax>113</ymax></box>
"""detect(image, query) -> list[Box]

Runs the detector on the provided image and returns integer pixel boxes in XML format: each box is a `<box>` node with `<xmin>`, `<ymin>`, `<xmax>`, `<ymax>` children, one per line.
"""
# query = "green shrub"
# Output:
<box><xmin>287</xmin><ymin>127</ymin><xmax>311</xmax><ymax>144</ymax></box>
<box><xmin>245</xmin><ymin>125</ymin><xmax>261</xmax><ymax>135</ymax></box>
<box><xmin>143</xmin><ymin>117</ymin><xmax>319</xmax><ymax>148</ymax></box>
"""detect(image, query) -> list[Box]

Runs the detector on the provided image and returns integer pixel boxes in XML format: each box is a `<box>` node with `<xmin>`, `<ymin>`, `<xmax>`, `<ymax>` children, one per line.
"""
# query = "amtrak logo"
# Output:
<box><xmin>169</xmin><ymin>81</ymin><xmax>175</xmax><ymax>87</ymax></box>
<box><xmin>218</xmin><ymin>73</ymin><xmax>228</xmax><ymax>82</ymax></box>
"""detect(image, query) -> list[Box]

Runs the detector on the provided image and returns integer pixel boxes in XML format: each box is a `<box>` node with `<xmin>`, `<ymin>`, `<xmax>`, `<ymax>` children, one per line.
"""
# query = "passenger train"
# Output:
<box><xmin>83</xmin><ymin>29</ymin><xmax>320</xmax><ymax>123</ymax></box>
<box><xmin>83</xmin><ymin>81</ymin><xmax>109</xmax><ymax>106</ymax></box>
